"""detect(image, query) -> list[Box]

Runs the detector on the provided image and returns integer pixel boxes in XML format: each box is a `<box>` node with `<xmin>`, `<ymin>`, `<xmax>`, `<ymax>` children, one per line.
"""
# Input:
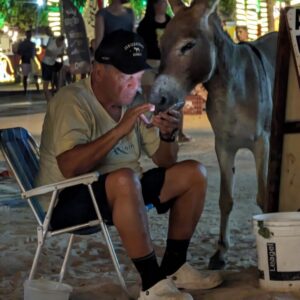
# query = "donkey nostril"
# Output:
<box><xmin>161</xmin><ymin>96</ymin><xmax>167</xmax><ymax>106</ymax></box>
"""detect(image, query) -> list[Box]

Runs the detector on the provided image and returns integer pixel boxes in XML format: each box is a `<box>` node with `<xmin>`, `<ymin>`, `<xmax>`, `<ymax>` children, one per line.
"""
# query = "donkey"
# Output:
<box><xmin>149</xmin><ymin>0</ymin><xmax>278</xmax><ymax>269</ymax></box>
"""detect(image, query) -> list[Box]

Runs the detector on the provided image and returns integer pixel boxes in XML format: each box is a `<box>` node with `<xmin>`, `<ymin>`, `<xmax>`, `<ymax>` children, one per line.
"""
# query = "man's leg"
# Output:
<box><xmin>160</xmin><ymin>160</ymin><xmax>206</xmax><ymax>273</ymax></box>
<box><xmin>105</xmin><ymin>168</ymin><xmax>193</xmax><ymax>299</ymax></box>
<box><xmin>105</xmin><ymin>169</ymin><xmax>163</xmax><ymax>288</ymax></box>
<box><xmin>159</xmin><ymin>160</ymin><xmax>222</xmax><ymax>289</ymax></box>
<box><xmin>162</xmin><ymin>160</ymin><xmax>206</xmax><ymax>238</ymax></box>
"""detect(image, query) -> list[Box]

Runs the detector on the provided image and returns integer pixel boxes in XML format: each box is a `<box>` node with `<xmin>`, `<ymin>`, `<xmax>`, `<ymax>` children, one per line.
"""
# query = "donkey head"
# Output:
<box><xmin>150</xmin><ymin>0</ymin><xmax>220</xmax><ymax>112</ymax></box>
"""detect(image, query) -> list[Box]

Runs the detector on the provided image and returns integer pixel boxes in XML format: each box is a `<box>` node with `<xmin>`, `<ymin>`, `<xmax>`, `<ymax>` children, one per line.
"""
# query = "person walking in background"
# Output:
<box><xmin>41</xmin><ymin>35</ymin><xmax>65</xmax><ymax>102</ymax></box>
<box><xmin>94</xmin><ymin>0</ymin><xmax>135</xmax><ymax>48</ymax></box>
<box><xmin>137</xmin><ymin>0</ymin><xmax>171</xmax><ymax>61</ymax></box>
<box><xmin>17</xmin><ymin>30</ymin><xmax>37</xmax><ymax>94</ymax></box>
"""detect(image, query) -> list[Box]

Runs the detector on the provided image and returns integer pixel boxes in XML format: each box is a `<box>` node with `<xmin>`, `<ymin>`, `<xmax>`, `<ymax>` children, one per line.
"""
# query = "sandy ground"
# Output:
<box><xmin>1</xmin><ymin>113</ymin><xmax>300</xmax><ymax>300</ymax></box>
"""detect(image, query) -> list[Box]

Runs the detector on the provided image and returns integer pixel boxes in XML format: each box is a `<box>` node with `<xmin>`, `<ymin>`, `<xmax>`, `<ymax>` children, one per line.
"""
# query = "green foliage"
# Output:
<box><xmin>72</xmin><ymin>0</ymin><xmax>87</xmax><ymax>8</ymax></box>
<box><xmin>0</xmin><ymin>0</ymin><xmax>88</xmax><ymax>32</ymax></box>
<box><xmin>0</xmin><ymin>0</ymin><xmax>48</xmax><ymax>31</ymax></box>
<box><xmin>130</xmin><ymin>0</ymin><xmax>147</xmax><ymax>20</ymax></box>
<box><xmin>219</xmin><ymin>0</ymin><xmax>236</xmax><ymax>20</ymax></box>
<box><xmin>72</xmin><ymin>0</ymin><xmax>87</xmax><ymax>12</ymax></box>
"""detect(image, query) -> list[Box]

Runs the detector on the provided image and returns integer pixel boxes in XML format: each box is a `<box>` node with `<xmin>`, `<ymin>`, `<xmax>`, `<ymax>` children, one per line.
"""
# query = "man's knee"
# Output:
<box><xmin>179</xmin><ymin>160</ymin><xmax>207</xmax><ymax>186</ymax></box>
<box><xmin>106</xmin><ymin>168</ymin><xmax>143</xmax><ymax>209</ymax></box>
<box><xmin>106</xmin><ymin>168</ymin><xmax>141</xmax><ymax>193</ymax></box>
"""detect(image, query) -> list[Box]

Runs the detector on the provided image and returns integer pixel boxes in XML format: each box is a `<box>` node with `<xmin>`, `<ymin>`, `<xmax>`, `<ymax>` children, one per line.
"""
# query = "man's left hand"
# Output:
<box><xmin>152</xmin><ymin>109</ymin><xmax>180</xmax><ymax>138</ymax></box>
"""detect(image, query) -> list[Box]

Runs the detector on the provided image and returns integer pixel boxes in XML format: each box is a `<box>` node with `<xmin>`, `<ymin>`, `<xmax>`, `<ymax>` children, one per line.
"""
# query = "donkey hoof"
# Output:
<box><xmin>208</xmin><ymin>253</ymin><xmax>225</xmax><ymax>270</ymax></box>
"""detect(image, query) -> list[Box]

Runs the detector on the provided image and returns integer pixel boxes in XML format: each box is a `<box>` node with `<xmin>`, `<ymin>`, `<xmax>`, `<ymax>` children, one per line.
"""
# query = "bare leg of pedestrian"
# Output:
<box><xmin>178</xmin><ymin>112</ymin><xmax>191</xmax><ymax>142</ymax></box>
<box><xmin>43</xmin><ymin>80</ymin><xmax>52</xmax><ymax>102</ymax></box>
<box><xmin>34</xmin><ymin>75</ymin><xmax>39</xmax><ymax>91</ymax></box>
<box><xmin>23</xmin><ymin>75</ymin><xmax>28</xmax><ymax>94</ymax></box>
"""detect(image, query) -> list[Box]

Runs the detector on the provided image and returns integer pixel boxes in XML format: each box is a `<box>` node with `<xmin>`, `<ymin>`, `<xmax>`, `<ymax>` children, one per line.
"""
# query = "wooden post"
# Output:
<box><xmin>266</xmin><ymin>8</ymin><xmax>291</xmax><ymax>212</ymax></box>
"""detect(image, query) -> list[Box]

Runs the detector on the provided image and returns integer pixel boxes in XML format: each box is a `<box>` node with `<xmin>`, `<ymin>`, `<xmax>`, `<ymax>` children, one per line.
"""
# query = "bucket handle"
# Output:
<box><xmin>258</xmin><ymin>220</ymin><xmax>273</xmax><ymax>239</ymax></box>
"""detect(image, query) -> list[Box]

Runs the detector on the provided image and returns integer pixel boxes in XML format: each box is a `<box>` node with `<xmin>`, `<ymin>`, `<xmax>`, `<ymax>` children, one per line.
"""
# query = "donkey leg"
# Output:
<box><xmin>253</xmin><ymin>134</ymin><xmax>270</xmax><ymax>212</ymax></box>
<box><xmin>209</xmin><ymin>142</ymin><xmax>236</xmax><ymax>270</ymax></box>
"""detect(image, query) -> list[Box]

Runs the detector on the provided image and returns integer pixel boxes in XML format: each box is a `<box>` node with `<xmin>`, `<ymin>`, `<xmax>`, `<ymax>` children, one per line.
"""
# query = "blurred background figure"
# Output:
<box><xmin>137</xmin><ymin>0</ymin><xmax>170</xmax><ymax>61</ymax></box>
<box><xmin>137</xmin><ymin>0</ymin><xmax>171</xmax><ymax>99</ymax></box>
<box><xmin>89</xmin><ymin>38</ymin><xmax>96</xmax><ymax>63</ymax></box>
<box><xmin>41</xmin><ymin>35</ymin><xmax>65</xmax><ymax>102</ymax></box>
<box><xmin>137</xmin><ymin>0</ymin><xmax>194</xmax><ymax>142</ymax></box>
<box><xmin>94</xmin><ymin>0</ymin><xmax>135</xmax><ymax>48</ymax></box>
<box><xmin>179</xmin><ymin>84</ymin><xmax>208</xmax><ymax>142</ymax></box>
<box><xmin>235</xmin><ymin>26</ymin><xmax>249</xmax><ymax>42</ymax></box>
<box><xmin>17</xmin><ymin>30</ymin><xmax>37</xmax><ymax>94</ymax></box>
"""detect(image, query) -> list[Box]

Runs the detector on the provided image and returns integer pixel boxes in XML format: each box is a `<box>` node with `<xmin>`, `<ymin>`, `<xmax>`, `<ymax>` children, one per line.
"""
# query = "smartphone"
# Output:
<box><xmin>166</xmin><ymin>101</ymin><xmax>185</xmax><ymax>113</ymax></box>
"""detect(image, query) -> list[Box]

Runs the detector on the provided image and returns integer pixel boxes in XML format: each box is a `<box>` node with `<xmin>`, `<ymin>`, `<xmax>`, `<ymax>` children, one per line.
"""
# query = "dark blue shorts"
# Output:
<box><xmin>50</xmin><ymin>168</ymin><xmax>175</xmax><ymax>230</ymax></box>
<box><xmin>41</xmin><ymin>62</ymin><xmax>62</xmax><ymax>81</ymax></box>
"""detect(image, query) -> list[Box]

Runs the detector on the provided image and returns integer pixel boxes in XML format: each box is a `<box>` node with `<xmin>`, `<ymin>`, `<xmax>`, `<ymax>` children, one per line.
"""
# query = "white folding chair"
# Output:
<box><xmin>0</xmin><ymin>127</ymin><xmax>129</xmax><ymax>294</ymax></box>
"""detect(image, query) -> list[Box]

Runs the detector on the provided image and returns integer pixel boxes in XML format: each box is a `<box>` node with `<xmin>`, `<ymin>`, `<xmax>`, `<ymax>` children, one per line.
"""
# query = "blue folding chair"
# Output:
<box><xmin>0</xmin><ymin>127</ymin><xmax>129</xmax><ymax>294</ymax></box>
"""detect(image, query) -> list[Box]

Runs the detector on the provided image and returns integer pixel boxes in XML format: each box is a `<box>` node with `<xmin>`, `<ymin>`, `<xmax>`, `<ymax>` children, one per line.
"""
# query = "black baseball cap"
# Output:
<box><xmin>94</xmin><ymin>29</ymin><xmax>151</xmax><ymax>74</ymax></box>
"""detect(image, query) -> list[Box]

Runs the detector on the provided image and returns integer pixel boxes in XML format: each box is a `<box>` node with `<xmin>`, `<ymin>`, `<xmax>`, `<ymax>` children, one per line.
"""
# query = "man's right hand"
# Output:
<box><xmin>115</xmin><ymin>103</ymin><xmax>155</xmax><ymax>138</ymax></box>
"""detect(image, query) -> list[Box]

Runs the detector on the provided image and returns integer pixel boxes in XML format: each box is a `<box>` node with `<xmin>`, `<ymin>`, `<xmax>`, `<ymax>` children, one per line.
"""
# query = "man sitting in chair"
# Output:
<box><xmin>36</xmin><ymin>29</ymin><xmax>222</xmax><ymax>300</ymax></box>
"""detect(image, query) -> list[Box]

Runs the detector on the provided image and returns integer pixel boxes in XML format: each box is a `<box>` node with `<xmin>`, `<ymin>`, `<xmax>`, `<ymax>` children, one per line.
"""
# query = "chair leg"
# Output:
<box><xmin>59</xmin><ymin>234</ymin><xmax>74</xmax><ymax>283</ymax></box>
<box><xmin>87</xmin><ymin>185</ymin><xmax>128</xmax><ymax>294</ymax></box>
<box><xmin>29</xmin><ymin>226</ymin><xmax>44</xmax><ymax>280</ymax></box>
<box><xmin>101</xmin><ymin>223</ymin><xmax>127</xmax><ymax>290</ymax></box>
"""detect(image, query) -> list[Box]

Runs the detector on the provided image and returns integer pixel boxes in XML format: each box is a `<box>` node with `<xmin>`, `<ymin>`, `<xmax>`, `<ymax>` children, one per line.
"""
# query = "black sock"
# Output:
<box><xmin>160</xmin><ymin>239</ymin><xmax>190</xmax><ymax>276</ymax></box>
<box><xmin>132</xmin><ymin>251</ymin><xmax>165</xmax><ymax>291</ymax></box>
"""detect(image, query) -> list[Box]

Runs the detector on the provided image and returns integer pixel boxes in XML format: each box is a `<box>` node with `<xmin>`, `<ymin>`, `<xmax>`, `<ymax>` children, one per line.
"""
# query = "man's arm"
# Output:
<box><xmin>57</xmin><ymin>127</ymin><xmax>122</xmax><ymax>178</ymax></box>
<box><xmin>151</xmin><ymin>139</ymin><xmax>178</xmax><ymax>168</ymax></box>
<box><xmin>57</xmin><ymin>103</ymin><xmax>154</xmax><ymax>178</ymax></box>
<box><xmin>150</xmin><ymin>110</ymin><xmax>180</xmax><ymax>168</ymax></box>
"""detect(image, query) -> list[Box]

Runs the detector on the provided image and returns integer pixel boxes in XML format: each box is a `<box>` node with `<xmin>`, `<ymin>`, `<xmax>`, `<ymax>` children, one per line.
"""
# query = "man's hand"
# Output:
<box><xmin>152</xmin><ymin>109</ymin><xmax>181</xmax><ymax>139</ymax></box>
<box><xmin>115</xmin><ymin>103</ymin><xmax>155</xmax><ymax>137</ymax></box>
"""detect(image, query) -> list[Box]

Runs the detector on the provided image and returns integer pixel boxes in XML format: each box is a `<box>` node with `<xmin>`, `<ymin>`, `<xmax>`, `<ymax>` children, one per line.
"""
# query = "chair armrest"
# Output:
<box><xmin>22</xmin><ymin>172</ymin><xmax>99</xmax><ymax>199</ymax></box>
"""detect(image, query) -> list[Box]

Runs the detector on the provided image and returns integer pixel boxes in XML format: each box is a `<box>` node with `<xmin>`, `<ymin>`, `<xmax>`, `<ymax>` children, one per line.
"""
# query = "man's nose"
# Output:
<box><xmin>127</xmin><ymin>76</ymin><xmax>140</xmax><ymax>89</ymax></box>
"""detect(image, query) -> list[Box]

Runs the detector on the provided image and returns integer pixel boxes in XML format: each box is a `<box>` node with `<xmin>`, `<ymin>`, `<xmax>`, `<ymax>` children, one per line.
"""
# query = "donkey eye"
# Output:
<box><xmin>180</xmin><ymin>42</ymin><xmax>196</xmax><ymax>54</ymax></box>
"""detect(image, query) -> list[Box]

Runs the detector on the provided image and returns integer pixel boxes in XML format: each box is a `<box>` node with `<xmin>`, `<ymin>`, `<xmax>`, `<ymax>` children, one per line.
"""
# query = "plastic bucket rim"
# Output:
<box><xmin>253</xmin><ymin>212</ymin><xmax>300</xmax><ymax>226</ymax></box>
<box><xmin>24</xmin><ymin>279</ymin><xmax>73</xmax><ymax>293</ymax></box>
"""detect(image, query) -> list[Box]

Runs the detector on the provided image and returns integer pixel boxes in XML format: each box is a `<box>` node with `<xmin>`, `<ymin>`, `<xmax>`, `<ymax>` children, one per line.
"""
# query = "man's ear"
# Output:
<box><xmin>93</xmin><ymin>63</ymin><xmax>105</xmax><ymax>82</ymax></box>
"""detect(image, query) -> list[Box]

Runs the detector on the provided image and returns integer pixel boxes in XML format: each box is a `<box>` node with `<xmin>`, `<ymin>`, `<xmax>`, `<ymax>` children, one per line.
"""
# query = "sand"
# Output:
<box><xmin>1</xmin><ymin>113</ymin><xmax>300</xmax><ymax>300</ymax></box>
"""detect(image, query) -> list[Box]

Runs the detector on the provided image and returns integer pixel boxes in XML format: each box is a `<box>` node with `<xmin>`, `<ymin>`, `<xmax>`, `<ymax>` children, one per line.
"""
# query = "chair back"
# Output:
<box><xmin>0</xmin><ymin>127</ymin><xmax>45</xmax><ymax>223</ymax></box>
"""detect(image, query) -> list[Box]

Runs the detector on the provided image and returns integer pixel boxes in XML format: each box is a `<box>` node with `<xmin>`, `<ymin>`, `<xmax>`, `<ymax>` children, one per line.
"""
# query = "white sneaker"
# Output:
<box><xmin>168</xmin><ymin>263</ymin><xmax>223</xmax><ymax>290</ymax></box>
<box><xmin>138</xmin><ymin>278</ymin><xmax>193</xmax><ymax>300</ymax></box>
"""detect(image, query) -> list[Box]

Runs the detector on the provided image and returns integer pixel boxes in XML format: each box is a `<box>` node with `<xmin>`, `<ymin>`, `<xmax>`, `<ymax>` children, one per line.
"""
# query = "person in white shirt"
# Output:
<box><xmin>41</xmin><ymin>35</ymin><xmax>65</xmax><ymax>101</ymax></box>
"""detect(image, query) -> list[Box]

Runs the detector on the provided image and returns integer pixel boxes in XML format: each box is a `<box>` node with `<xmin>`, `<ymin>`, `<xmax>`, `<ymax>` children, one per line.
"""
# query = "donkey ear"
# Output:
<box><xmin>199</xmin><ymin>0</ymin><xmax>220</xmax><ymax>29</ymax></box>
<box><xmin>207</xmin><ymin>0</ymin><xmax>220</xmax><ymax>15</ymax></box>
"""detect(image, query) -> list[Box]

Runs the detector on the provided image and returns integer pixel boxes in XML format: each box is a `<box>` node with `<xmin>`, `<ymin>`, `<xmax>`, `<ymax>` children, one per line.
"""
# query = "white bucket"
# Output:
<box><xmin>24</xmin><ymin>279</ymin><xmax>73</xmax><ymax>300</ymax></box>
<box><xmin>253</xmin><ymin>212</ymin><xmax>300</xmax><ymax>291</ymax></box>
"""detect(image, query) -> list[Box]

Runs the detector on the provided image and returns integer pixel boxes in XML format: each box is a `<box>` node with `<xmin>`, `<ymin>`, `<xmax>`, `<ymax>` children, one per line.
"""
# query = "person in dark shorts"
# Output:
<box><xmin>36</xmin><ymin>30</ymin><xmax>222</xmax><ymax>300</ymax></box>
<box><xmin>41</xmin><ymin>35</ymin><xmax>65</xmax><ymax>101</ymax></box>
<box><xmin>17</xmin><ymin>30</ymin><xmax>37</xmax><ymax>93</ymax></box>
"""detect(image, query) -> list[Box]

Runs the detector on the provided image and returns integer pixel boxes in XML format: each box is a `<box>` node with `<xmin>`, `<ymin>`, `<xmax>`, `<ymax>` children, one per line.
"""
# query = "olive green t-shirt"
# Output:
<box><xmin>36</xmin><ymin>78</ymin><xmax>159</xmax><ymax>190</ymax></box>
